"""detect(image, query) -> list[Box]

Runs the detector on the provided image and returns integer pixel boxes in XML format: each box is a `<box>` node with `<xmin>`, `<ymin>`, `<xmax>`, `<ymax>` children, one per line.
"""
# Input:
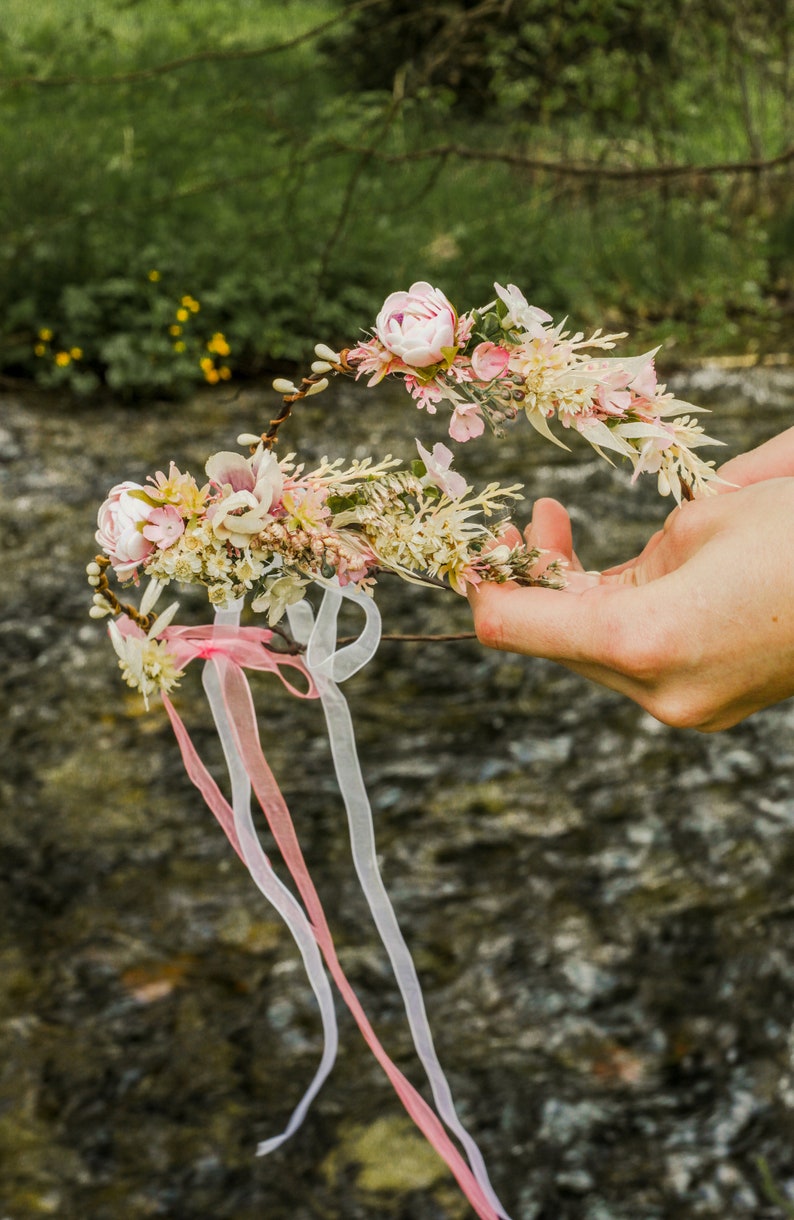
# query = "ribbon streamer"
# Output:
<box><xmin>162</xmin><ymin>609</ymin><xmax>339</xmax><ymax>1155</ymax></box>
<box><xmin>289</xmin><ymin>585</ymin><xmax>509</xmax><ymax>1218</ymax></box>
<box><xmin>153</xmin><ymin>590</ymin><xmax>509</xmax><ymax>1219</ymax></box>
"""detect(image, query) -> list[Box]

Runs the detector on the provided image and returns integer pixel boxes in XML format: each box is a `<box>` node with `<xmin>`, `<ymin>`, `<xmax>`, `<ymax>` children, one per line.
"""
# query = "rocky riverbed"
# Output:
<box><xmin>2</xmin><ymin>367</ymin><xmax>794</xmax><ymax>1219</ymax></box>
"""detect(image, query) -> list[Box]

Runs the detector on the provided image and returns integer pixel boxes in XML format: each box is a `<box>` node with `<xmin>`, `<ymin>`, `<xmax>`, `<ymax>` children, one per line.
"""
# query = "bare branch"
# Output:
<box><xmin>4</xmin><ymin>132</ymin><xmax>789</xmax><ymax>259</ymax></box>
<box><xmin>333</xmin><ymin>631</ymin><xmax>479</xmax><ymax>646</ymax></box>
<box><xmin>325</xmin><ymin>138</ymin><xmax>794</xmax><ymax>183</ymax></box>
<box><xmin>266</xmin><ymin>629</ymin><xmax>479</xmax><ymax>655</ymax></box>
<box><xmin>0</xmin><ymin>0</ymin><xmax>389</xmax><ymax>90</ymax></box>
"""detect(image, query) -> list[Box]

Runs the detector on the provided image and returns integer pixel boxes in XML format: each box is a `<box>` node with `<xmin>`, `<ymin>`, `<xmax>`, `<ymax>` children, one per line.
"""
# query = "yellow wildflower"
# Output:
<box><xmin>55</xmin><ymin>351</ymin><xmax>71</xmax><ymax>367</ymax></box>
<box><xmin>204</xmin><ymin>368</ymin><xmax>220</xmax><ymax>385</ymax></box>
<box><xmin>34</xmin><ymin>343</ymin><xmax>46</xmax><ymax>357</ymax></box>
<box><xmin>199</xmin><ymin>356</ymin><xmax>214</xmax><ymax>373</ymax></box>
<box><xmin>70</xmin><ymin>347</ymin><xmax>83</xmax><ymax>360</ymax></box>
<box><xmin>38</xmin><ymin>328</ymin><xmax>53</xmax><ymax>341</ymax></box>
<box><xmin>207</xmin><ymin>332</ymin><xmax>231</xmax><ymax>357</ymax></box>
<box><xmin>148</xmin><ymin>270</ymin><xmax>161</xmax><ymax>282</ymax></box>
<box><xmin>219</xmin><ymin>366</ymin><xmax>232</xmax><ymax>380</ymax></box>
<box><xmin>176</xmin><ymin>308</ymin><xmax>189</xmax><ymax>323</ymax></box>
<box><xmin>174</xmin><ymin>341</ymin><xmax>186</xmax><ymax>353</ymax></box>
<box><xmin>169</xmin><ymin>324</ymin><xmax>182</xmax><ymax>336</ymax></box>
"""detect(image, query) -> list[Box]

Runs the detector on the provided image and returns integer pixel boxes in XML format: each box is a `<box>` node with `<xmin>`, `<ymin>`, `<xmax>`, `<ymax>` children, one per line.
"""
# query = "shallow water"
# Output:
<box><xmin>2</xmin><ymin>368</ymin><xmax>794</xmax><ymax>1219</ymax></box>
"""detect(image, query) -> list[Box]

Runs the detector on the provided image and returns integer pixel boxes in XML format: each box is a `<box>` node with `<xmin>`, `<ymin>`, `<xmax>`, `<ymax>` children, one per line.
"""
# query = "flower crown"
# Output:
<box><xmin>89</xmin><ymin>279</ymin><xmax>719</xmax><ymax>705</ymax></box>
<box><xmin>87</xmin><ymin>282</ymin><xmax>722</xmax><ymax>1220</ymax></box>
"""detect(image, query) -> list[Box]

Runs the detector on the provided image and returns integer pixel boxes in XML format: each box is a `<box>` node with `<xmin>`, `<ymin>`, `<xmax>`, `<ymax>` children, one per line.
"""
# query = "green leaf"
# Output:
<box><xmin>127</xmin><ymin>489</ymin><xmax>160</xmax><ymax>507</ymax></box>
<box><xmin>326</xmin><ymin>493</ymin><xmax>359</xmax><ymax>514</ymax></box>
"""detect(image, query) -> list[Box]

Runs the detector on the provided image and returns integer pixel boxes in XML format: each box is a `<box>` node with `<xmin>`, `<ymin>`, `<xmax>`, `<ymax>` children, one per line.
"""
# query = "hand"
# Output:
<box><xmin>469</xmin><ymin>465</ymin><xmax>794</xmax><ymax>732</ymax></box>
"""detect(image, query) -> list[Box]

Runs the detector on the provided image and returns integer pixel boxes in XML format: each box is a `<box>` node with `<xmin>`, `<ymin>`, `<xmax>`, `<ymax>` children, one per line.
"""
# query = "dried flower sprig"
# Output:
<box><xmin>91</xmin><ymin>438</ymin><xmax>562</xmax><ymax>700</ymax></box>
<box><xmin>296</xmin><ymin>281</ymin><xmax>723</xmax><ymax>503</ymax></box>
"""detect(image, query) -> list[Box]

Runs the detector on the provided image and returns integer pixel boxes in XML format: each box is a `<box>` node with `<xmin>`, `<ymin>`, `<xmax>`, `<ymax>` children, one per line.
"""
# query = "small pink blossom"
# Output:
<box><xmin>415</xmin><ymin>439</ymin><xmax>467</xmax><ymax>499</ymax></box>
<box><xmin>449</xmin><ymin>402</ymin><xmax>485</xmax><ymax>442</ymax></box>
<box><xmin>457</xmin><ymin>564</ymin><xmax>483</xmax><ymax>590</ymax></box>
<box><xmin>335</xmin><ymin>544</ymin><xmax>375</xmax><ymax>587</ymax></box>
<box><xmin>471</xmin><ymin>341</ymin><xmax>510</xmax><ymax>382</ymax></box>
<box><xmin>375</xmin><ymin>281</ymin><xmax>458</xmax><ymax>368</ymax></box>
<box><xmin>280</xmin><ymin>484</ymin><xmax>330</xmax><ymax>530</ymax></box>
<box><xmin>446</xmin><ymin>361</ymin><xmax>474</xmax><ymax>385</ymax></box>
<box><xmin>347</xmin><ymin>338</ymin><xmax>394</xmax><ymax>386</ymax></box>
<box><xmin>596</xmin><ymin>386</ymin><xmax>632</xmax><ymax>418</ymax></box>
<box><xmin>455</xmin><ymin>311</ymin><xmax>476</xmax><ymax>347</ymax></box>
<box><xmin>493</xmin><ymin>283</ymin><xmax>552</xmax><ymax>335</ymax></box>
<box><xmin>142</xmin><ymin>504</ymin><xmax>185</xmax><ymax>549</ymax></box>
<box><xmin>96</xmin><ymin>482</ymin><xmax>155</xmax><ymax>578</ymax></box>
<box><xmin>405</xmin><ymin>375</ymin><xmax>444</xmax><ymax>413</ymax></box>
<box><xmin>146</xmin><ymin>463</ymin><xmax>207</xmax><ymax>514</ymax></box>
<box><xmin>630</xmin><ymin>424</ymin><xmax>676</xmax><ymax>483</ymax></box>
<box><xmin>630</xmin><ymin>359</ymin><xmax>658</xmax><ymax>400</ymax></box>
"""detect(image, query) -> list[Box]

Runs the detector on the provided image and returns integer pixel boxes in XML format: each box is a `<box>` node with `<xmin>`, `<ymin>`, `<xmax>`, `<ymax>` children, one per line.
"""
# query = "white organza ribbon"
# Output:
<box><xmin>201</xmin><ymin>603</ymin><xmax>339</xmax><ymax>1155</ymax></box>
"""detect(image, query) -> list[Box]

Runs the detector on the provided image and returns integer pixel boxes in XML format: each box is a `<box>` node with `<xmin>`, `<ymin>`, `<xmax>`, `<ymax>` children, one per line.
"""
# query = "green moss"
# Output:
<box><xmin>322</xmin><ymin>1115</ymin><xmax>449</xmax><ymax>1194</ymax></box>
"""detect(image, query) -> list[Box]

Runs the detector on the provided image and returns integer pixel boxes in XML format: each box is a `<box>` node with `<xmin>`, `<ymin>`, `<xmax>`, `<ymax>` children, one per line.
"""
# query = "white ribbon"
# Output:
<box><xmin>202</xmin><ymin>602</ymin><xmax>339</xmax><ymax>1156</ymax></box>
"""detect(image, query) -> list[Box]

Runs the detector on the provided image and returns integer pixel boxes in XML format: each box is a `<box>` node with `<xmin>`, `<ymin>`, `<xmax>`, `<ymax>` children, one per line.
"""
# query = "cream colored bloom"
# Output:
<box><xmin>252</xmin><ymin>574</ymin><xmax>308</xmax><ymax>624</ymax></box>
<box><xmin>108</xmin><ymin>604</ymin><xmax>183</xmax><ymax>709</ymax></box>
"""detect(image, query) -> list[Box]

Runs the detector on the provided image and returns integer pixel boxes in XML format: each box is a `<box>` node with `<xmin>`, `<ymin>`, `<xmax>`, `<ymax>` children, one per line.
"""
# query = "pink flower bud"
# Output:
<box><xmin>470</xmin><ymin>341</ymin><xmax>510</xmax><ymax>382</ymax></box>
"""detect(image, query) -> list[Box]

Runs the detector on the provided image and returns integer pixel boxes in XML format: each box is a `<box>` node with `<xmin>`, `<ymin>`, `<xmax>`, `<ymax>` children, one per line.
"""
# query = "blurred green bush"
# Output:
<box><xmin>0</xmin><ymin>0</ymin><xmax>790</xmax><ymax>398</ymax></box>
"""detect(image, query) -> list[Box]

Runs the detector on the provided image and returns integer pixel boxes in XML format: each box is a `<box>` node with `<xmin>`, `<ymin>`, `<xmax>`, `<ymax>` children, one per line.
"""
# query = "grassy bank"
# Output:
<box><xmin>0</xmin><ymin>0</ymin><xmax>791</xmax><ymax>398</ymax></box>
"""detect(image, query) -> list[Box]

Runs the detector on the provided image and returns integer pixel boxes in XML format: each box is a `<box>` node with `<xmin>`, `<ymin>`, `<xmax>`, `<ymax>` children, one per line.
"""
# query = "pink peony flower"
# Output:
<box><xmin>470</xmin><ymin>341</ymin><xmax>510</xmax><ymax>382</ymax></box>
<box><xmin>96</xmin><ymin>482</ymin><xmax>155</xmax><ymax>578</ymax></box>
<box><xmin>375</xmin><ymin>281</ymin><xmax>458</xmax><ymax>368</ymax></box>
<box><xmin>142</xmin><ymin>504</ymin><xmax>185</xmax><ymax>549</ymax></box>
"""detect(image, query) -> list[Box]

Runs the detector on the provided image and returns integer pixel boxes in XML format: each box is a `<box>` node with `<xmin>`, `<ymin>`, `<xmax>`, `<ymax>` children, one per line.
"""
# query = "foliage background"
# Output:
<box><xmin>0</xmin><ymin>0</ymin><xmax>791</xmax><ymax>397</ymax></box>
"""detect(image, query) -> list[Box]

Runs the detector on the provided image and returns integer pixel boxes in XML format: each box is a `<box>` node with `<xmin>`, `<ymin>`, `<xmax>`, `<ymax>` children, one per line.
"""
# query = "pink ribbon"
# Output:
<box><xmin>164</xmin><ymin>623</ymin><xmax>315</xmax><ymax>698</ymax></box>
